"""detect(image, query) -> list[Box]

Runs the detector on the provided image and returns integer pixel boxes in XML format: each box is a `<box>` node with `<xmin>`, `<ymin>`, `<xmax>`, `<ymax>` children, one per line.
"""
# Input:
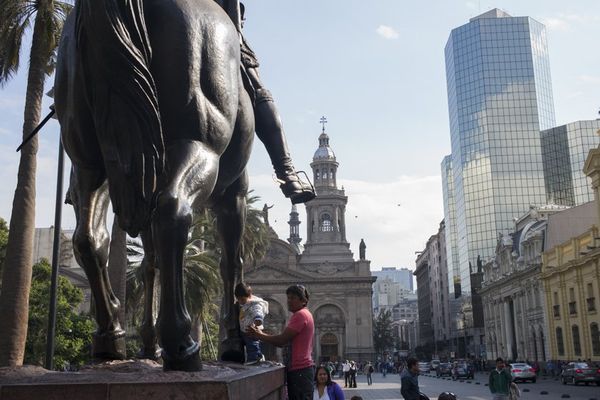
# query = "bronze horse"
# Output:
<box><xmin>54</xmin><ymin>0</ymin><xmax>252</xmax><ymax>371</ymax></box>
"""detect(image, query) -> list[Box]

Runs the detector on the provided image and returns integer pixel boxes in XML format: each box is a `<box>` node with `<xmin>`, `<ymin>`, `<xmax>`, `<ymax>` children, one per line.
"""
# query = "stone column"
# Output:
<box><xmin>517</xmin><ymin>291</ymin><xmax>529</xmax><ymax>359</ymax></box>
<box><xmin>504</xmin><ymin>300</ymin><xmax>514</xmax><ymax>360</ymax></box>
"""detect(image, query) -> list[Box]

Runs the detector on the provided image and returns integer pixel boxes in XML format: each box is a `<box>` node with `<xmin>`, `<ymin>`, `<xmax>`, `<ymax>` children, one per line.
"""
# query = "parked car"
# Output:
<box><xmin>430</xmin><ymin>359</ymin><xmax>441</xmax><ymax>371</ymax></box>
<box><xmin>418</xmin><ymin>361</ymin><xmax>431</xmax><ymax>373</ymax></box>
<box><xmin>437</xmin><ymin>362</ymin><xmax>453</xmax><ymax>377</ymax></box>
<box><xmin>452</xmin><ymin>363</ymin><xmax>474</xmax><ymax>380</ymax></box>
<box><xmin>509</xmin><ymin>363</ymin><xmax>537</xmax><ymax>383</ymax></box>
<box><xmin>561</xmin><ymin>362</ymin><xmax>600</xmax><ymax>386</ymax></box>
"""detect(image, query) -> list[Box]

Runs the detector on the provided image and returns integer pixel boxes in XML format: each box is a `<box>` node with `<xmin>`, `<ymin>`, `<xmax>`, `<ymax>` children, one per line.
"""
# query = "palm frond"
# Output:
<box><xmin>0</xmin><ymin>0</ymin><xmax>35</xmax><ymax>85</ymax></box>
<box><xmin>0</xmin><ymin>0</ymin><xmax>73</xmax><ymax>86</ymax></box>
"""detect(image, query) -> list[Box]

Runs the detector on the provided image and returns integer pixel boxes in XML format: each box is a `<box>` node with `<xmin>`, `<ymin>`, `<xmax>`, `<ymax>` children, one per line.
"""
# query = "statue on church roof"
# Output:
<box><xmin>359</xmin><ymin>239</ymin><xmax>367</xmax><ymax>260</ymax></box>
<box><xmin>262</xmin><ymin>203</ymin><xmax>274</xmax><ymax>226</ymax></box>
<box><xmin>217</xmin><ymin>0</ymin><xmax>315</xmax><ymax>204</ymax></box>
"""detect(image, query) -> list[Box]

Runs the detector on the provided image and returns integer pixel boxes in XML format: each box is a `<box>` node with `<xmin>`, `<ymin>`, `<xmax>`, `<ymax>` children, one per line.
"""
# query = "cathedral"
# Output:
<box><xmin>245</xmin><ymin>128</ymin><xmax>376</xmax><ymax>363</ymax></box>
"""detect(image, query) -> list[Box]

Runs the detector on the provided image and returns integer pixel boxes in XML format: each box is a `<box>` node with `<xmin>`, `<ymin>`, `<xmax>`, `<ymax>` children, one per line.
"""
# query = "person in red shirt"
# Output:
<box><xmin>247</xmin><ymin>284</ymin><xmax>315</xmax><ymax>400</ymax></box>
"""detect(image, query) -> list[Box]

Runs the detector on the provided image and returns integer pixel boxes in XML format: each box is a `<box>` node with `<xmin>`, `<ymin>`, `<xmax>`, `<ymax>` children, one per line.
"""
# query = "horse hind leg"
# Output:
<box><xmin>214</xmin><ymin>172</ymin><xmax>248</xmax><ymax>363</ymax></box>
<box><xmin>70</xmin><ymin>166</ymin><xmax>126</xmax><ymax>359</ymax></box>
<box><xmin>138</xmin><ymin>229</ymin><xmax>160</xmax><ymax>360</ymax></box>
<box><xmin>153</xmin><ymin>140</ymin><xmax>220</xmax><ymax>371</ymax></box>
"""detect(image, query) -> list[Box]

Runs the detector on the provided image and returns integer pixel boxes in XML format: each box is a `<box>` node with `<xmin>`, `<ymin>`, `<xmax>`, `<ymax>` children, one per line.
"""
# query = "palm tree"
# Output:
<box><xmin>0</xmin><ymin>0</ymin><xmax>72</xmax><ymax>366</ymax></box>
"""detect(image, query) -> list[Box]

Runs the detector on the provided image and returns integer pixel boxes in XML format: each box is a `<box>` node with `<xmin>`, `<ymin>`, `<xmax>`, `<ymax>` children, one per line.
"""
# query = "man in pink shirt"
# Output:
<box><xmin>247</xmin><ymin>285</ymin><xmax>314</xmax><ymax>400</ymax></box>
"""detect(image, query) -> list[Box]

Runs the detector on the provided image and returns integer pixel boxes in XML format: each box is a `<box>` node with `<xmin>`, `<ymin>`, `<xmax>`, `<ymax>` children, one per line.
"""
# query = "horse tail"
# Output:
<box><xmin>76</xmin><ymin>0</ymin><xmax>164</xmax><ymax>236</ymax></box>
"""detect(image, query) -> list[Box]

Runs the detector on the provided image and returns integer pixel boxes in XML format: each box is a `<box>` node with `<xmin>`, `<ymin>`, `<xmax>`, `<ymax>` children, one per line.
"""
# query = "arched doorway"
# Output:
<box><xmin>315</xmin><ymin>304</ymin><xmax>345</xmax><ymax>363</ymax></box>
<box><xmin>320</xmin><ymin>333</ymin><xmax>339</xmax><ymax>361</ymax></box>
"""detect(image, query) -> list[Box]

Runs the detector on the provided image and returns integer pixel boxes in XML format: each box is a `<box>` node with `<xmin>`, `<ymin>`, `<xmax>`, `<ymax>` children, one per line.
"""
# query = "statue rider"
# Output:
<box><xmin>216</xmin><ymin>0</ymin><xmax>316</xmax><ymax>204</ymax></box>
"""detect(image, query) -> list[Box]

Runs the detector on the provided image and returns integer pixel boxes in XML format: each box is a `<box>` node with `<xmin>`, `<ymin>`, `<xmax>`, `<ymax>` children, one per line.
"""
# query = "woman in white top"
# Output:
<box><xmin>314</xmin><ymin>366</ymin><xmax>345</xmax><ymax>400</ymax></box>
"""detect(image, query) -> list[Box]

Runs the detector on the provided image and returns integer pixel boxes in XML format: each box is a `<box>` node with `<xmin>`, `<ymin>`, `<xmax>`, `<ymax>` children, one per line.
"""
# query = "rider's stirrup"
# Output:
<box><xmin>274</xmin><ymin>170</ymin><xmax>316</xmax><ymax>204</ymax></box>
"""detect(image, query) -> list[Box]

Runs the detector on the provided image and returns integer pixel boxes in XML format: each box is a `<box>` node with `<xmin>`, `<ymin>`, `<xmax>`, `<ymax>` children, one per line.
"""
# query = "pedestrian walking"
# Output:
<box><xmin>546</xmin><ymin>360</ymin><xmax>554</xmax><ymax>377</ymax></box>
<box><xmin>343</xmin><ymin>360</ymin><xmax>351</xmax><ymax>387</ymax></box>
<box><xmin>349</xmin><ymin>361</ymin><xmax>357</xmax><ymax>388</ymax></box>
<box><xmin>488</xmin><ymin>357</ymin><xmax>512</xmax><ymax>400</ymax></box>
<box><xmin>364</xmin><ymin>362</ymin><xmax>374</xmax><ymax>385</ymax></box>
<box><xmin>401</xmin><ymin>358</ymin><xmax>420</xmax><ymax>400</ymax></box>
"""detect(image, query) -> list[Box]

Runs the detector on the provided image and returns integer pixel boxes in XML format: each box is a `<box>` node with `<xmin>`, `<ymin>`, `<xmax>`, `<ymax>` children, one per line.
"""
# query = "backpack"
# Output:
<box><xmin>369</xmin><ymin>365</ymin><xmax>374</xmax><ymax>373</ymax></box>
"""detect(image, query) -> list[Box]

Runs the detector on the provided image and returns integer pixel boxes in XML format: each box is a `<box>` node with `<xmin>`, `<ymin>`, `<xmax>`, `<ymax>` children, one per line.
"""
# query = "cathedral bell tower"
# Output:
<box><xmin>301</xmin><ymin>118</ymin><xmax>353</xmax><ymax>261</ymax></box>
<box><xmin>287</xmin><ymin>205</ymin><xmax>302</xmax><ymax>252</ymax></box>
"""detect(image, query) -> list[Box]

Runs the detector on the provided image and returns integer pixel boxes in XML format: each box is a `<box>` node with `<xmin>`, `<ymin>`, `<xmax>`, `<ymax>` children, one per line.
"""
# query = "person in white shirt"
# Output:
<box><xmin>342</xmin><ymin>360</ymin><xmax>351</xmax><ymax>387</ymax></box>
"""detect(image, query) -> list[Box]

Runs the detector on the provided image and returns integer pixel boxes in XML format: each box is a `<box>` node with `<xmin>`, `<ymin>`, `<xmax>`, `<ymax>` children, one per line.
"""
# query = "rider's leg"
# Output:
<box><xmin>246</xmin><ymin>67</ymin><xmax>316</xmax><ymax>204</ymax></box>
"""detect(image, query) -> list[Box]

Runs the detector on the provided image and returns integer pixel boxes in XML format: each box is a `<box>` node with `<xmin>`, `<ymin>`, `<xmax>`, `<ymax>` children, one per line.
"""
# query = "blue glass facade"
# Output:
<box><xmin>444</xmin><ymin>10</ymin><xmax>555</xmax><ymax>301</ymax></box>
<box><xmin>441</xmin><ymin>156</ymin><xmax>460</xmax><ymax>299</ymax></box>
<box><xmin>541</xmin><ymin>120</ymin><xmax>600</xmax><ymax>206</ymax></box>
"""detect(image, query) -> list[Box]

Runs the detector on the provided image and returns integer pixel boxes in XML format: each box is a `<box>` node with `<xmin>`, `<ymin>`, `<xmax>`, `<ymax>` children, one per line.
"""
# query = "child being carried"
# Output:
<box><xmin>234</xmin><ymin>282</ymin><xmax>269</xmax><ymax>364</ymax></box>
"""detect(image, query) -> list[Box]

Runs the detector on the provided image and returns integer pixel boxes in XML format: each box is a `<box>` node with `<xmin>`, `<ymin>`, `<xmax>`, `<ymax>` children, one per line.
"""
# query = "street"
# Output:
<box><xmin>336</xmin><ymin>372</ymin><xmax>600</xmax><ymax>400</ymax></box>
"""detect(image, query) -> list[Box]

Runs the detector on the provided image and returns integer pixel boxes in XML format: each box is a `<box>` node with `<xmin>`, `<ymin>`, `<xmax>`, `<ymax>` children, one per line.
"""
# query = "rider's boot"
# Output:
<box><xmin>254</xmin><ymin>88</ymin><xmax>316</xmax><ymax>204</ymax></box>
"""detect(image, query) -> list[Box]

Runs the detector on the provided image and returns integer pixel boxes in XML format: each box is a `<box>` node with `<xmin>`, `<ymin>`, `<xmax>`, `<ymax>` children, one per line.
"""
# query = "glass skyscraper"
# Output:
<box><xmin>541</xmin><ymin>120</ymin><xmax>600</xmax><ymax>206</ymax></box>
<box><xmin>442</xmin><ymin>9</ymin><xmax>556</xmax><ymax>343</ymax></box>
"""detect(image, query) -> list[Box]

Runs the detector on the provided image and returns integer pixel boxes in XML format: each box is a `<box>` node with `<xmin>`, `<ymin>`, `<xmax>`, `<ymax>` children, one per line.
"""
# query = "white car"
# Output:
<box><xmin>510</xmin><ymin>363</ymin><xmax>536</xmax><ymax>383</ymax></box>
<box><xmin>418</xmin><ymin>361</ymin><xmax>431</xmax><ymax>373</ymax></box>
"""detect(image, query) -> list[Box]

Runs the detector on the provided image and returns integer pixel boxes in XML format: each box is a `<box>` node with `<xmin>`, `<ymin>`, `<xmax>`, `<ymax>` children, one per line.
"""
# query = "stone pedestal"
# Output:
<box><xmin>0</xmin><ymin>360</ymin><xmax>285</xmax><ymax>400</ymax></box>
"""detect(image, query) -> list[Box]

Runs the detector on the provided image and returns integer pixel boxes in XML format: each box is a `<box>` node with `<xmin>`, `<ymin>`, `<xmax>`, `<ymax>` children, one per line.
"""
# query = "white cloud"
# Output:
<box><xmin>376</xmin><ymin>25</ymin><xmax>399</xmax><ymax>40</ymax></box>
<box><xmin>540</xmin><ymin>13</ymin><xmax>600</xmax><ymax>31</ymax></box>
<box><xmin>540</xmin><ymin>17</ymin><xmax>570</xmax><ymax>31</ymax></box>
<box><xmin>0</xmin><ymin>95</ymin><xmax>24</xmax><ymax>109</ymax></box>
<box><xmin>566</xmin><ymin>91</ymin><xmax>584</xmax><ymax>99</ymax></box>
<box><xmin>578</xmin><ymin>75</ymin><xmax>600</xmax><ymax>85</ymax></box>
<box><xmin>465</xmin><ymin>2</ymin><xmax>478</xmax><ymax>10</ymax></box>
<box><xmin>249</xmin><ymin>174</ymin><xmax>444</xmax><ymax>270</ymax></box>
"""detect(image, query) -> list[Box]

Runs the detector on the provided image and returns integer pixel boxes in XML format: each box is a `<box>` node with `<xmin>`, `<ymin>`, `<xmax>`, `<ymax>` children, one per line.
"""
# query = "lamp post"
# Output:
<box><xmin>44</xmin><ymin>137</ymin><xmax>65</xmax><ymax>370</ymax></box>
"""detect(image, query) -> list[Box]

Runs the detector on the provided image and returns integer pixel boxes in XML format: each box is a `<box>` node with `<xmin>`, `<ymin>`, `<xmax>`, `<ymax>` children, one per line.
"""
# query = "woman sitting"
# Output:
<box><xmin>314</xmin><ymin>365</ymin><xmax>345</xmax><ymax>400</ymax></box>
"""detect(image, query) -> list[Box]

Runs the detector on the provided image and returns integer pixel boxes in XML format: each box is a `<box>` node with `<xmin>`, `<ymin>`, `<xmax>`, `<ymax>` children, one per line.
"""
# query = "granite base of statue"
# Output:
<box><xmin>0</xmin><ymin>360</ymin><xmax>285</xmax><ymax>400</ymax></box>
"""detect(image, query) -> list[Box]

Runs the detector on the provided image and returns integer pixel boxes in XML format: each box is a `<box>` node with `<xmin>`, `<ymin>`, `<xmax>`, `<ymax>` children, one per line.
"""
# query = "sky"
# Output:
<box><xmin>1</xmin><ymin>0</ymin><xmax>600</xmax><ymax>272</ymax></box>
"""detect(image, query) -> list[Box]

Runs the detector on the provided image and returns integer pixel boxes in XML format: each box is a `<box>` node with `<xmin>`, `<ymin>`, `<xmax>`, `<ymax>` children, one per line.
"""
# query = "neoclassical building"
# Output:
<box><xmin>245</xmin><ymin>129</ymin><xmax>376</xmax><ymax>363</ymax></box>
<box><xmin>481</xmin><ymin>205</ymin><xmax>568</xmax><ymax>362</ymax></box>
<box><xmin>540</xmin><ymin>150</ymin><xmax>600</xmax><ymax>362</ymax></box>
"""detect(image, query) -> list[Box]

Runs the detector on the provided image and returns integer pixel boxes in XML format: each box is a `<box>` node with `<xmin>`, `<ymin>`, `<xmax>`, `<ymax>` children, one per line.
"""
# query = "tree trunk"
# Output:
<box><xmin>108</xmin><ymin>218</ymin><xmax>127</xmax><ymax>328</ymax></box>
<box><xmin>0</xmin><ymin>10</ymin><xmax>50</xmax><ymax>366</ymax></box>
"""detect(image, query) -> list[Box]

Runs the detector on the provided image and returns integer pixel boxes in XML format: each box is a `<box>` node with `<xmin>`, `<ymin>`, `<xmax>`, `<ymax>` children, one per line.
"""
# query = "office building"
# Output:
<box><xmin>442</xmin><ymin>8</ymin><xmax>556</xmax><ymax>353</ymax></box>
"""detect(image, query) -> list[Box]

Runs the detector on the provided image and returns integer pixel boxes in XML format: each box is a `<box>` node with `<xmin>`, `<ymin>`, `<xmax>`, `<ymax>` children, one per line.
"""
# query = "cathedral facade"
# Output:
<box><xmin>245</xmin><ymin>129</ymin><xmax>376</xmax><ymax>363</ymax></box>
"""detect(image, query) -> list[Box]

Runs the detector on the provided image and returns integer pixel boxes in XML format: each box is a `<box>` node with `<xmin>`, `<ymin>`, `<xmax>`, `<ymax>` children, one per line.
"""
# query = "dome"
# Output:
<box><xmin>313</xmin><ymin>132</ymin><xmax>336</xmax><ymax>160</ymax></box>
<box><xmin>313</xmin><ymin>146</ymin><xmax>336</xmax><ymax>160</ymax></box>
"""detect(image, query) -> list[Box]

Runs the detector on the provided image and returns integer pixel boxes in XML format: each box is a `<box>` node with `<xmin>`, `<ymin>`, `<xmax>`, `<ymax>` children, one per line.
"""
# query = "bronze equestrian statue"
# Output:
<box><xmin>54</xmin><ymin>0</ymin><xmax>313</xmax><ymax>371</ymax></box>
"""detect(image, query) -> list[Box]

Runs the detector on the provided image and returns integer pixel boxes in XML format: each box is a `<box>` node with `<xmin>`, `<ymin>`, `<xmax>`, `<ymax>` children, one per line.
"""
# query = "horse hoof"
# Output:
<box><xmin>221</xmin><ymin>349</ymin><xmax>245</xmax><ymax>363</ymax></box>
<box><xmin>92</xmin><ymin>330</ymin><xmax>126</xmax><ymax>360</ymax></box>
<box><xmin>220</xmin><ymin>335</ymin><xmax>243</xmax><ymax>352</ymax></box>
<box><xmin>162</xmin><ymin>349</ymin><xmax>202</xmax><ymax>372</ymax></box>
<box><xmin>138</xmin><ymin>345</ymin><xmax>161</xmax><ymax>361</ymax></box>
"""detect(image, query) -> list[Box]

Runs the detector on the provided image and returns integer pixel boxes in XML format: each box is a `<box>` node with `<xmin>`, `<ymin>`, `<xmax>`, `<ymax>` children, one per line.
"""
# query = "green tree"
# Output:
<box><xmin>0</xmin><ymin>0</ymin><xmax>72</xmax><ymax>366</ymax></box>
<box><xmin>0</xmin><ymin>217</ymin><xmax>8</xmax><ymax>287</ymax></box>
<box><xmin>24</xmin><ymin>259</ymin><xmax>94</xmax><ymax>369</ymax></box>
<box><xmin>373</xmin><ymin>309</ymin><xmax>395</xmax><ymax>357</ymax></box>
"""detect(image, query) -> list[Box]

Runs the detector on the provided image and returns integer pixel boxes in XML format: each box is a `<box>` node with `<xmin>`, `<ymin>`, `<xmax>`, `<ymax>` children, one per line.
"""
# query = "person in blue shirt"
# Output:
<box><xmin>401</xmin><ymin>358</ymin><xmax>420</xmax><ymax>400</ymax></box>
